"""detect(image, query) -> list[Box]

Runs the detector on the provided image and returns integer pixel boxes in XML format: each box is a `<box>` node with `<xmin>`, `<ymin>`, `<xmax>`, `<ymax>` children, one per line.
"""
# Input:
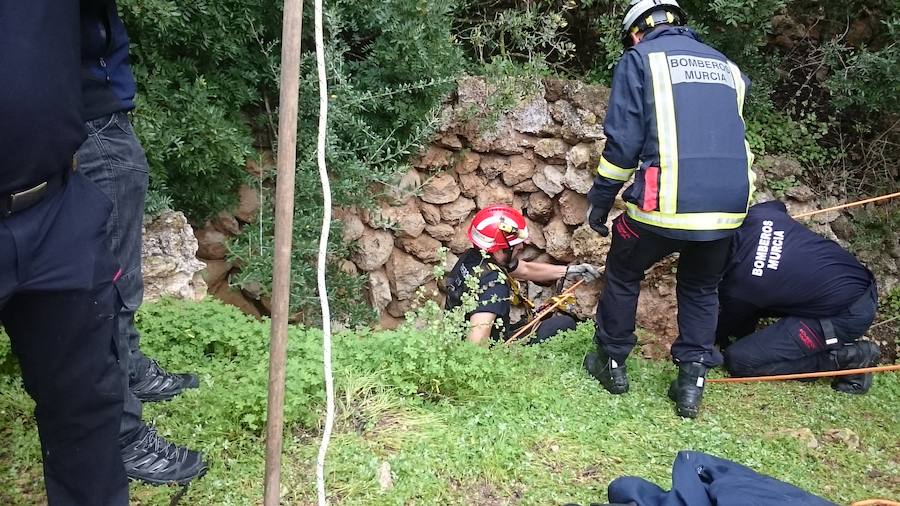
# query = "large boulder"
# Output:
<box><xmin>458</xmin><ymin>171</ymin><xmax>488</xmax><ymax>198</ymax></box>
<box><xmin>425</xmin><ymin>223</ymin><xmax>455</xmax><ymax>242</ymax></box>
<box><xmin>527</xmin><ymin>192</ymin><xmax>554</xmax><ymax>223</ymax></box>
<box><xmin>501</xmin><ymin>154</ymin><xmax>536</xmax><ymax>186</ymax></box>
<box><xmin>454</xmin><ymin>150</ymin><xmax>481</xmax><ymax>174</ymax></box>
<box><xmin>414</xmin><ymin>146</ymin><xmax>453</xmax><ymax>170</ymax></box>
<box><xmin>367</xmin><ymin>269</ymin><xmax>392</xmax><ymax>312</ymax></box>
<box><xmin>475</xmin><ymin>179</ymin><xmax>515</xmax><ymax>209</ymax></box>
<box><xmin>235</xmin><ymin>184</ymin><xmax>260</xmax><ymax>224</ymax></box>
<box><xmin>543</xmin><ymin>217</ymin><xmax>574</xmax><ymax>262</ymax></box>
<box><xmin>363</xmin><ymin>200</ymin><xmax>426</xmax><ymax>238</ymax></box>
<box><xmin>350</xmin><ymin>227</ymin><xmax>394</xmax><ymax>271</ymax></box>
<box><xmin>559</xmin><ymin>190</ymin><xmax>589</xmax><ymax>226</ymax></box>
<box><xmin>143</xmin><ymin>211</ymin><xmax>207</xmax><ymax>302</ymax></box>
<box><xmin>398</xmin><ymin>234</ymin><xmax>443</xmax><ymax>263</ymax></box>
<box><xmin>194</xmin><ymin>226</ymin><xmax>228</xmax><ymax>260</ymax></box>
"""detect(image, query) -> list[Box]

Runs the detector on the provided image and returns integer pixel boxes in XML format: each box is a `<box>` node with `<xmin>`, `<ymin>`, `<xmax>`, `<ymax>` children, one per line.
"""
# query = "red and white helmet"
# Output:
<box><xmin>467</xmin><ymin>205</ymin><xmax>529</xmax><ymax>254</ymax></box>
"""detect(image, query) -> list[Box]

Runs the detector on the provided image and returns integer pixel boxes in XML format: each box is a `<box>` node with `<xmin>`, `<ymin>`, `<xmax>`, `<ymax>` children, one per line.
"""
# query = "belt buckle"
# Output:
<box><xmin>9</xmin><ymin>181</ymin><xmax>48</xmax><ymax>214</ymax></box>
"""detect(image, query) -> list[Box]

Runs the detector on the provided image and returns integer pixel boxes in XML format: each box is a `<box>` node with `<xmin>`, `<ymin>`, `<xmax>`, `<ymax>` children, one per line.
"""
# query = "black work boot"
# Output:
<box><xmin>667</xmin><ymin>362</ymin><xmax>708</xmax><ymax>419</ymax></box>
<box><xmin>121</xmin><ymin>425</ymin><xmax>208</xmax><ymax>485</ymax></box>
<box><xmin>830</xmin><ymin>341</ymin><xmax>881</xmax><ymax>394</ymax></box>
<box><xmin>583</xmin><ymin>348</ymin><xmax>629</xmax><ymax>394</ymax></box>
<box><xmin>131</xmin><ymin>360</ymin><xmax>199</xmax><ymax>402</ymax></box>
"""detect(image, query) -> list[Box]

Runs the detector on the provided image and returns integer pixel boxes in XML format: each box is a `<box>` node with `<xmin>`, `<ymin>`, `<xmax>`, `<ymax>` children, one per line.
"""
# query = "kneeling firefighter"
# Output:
<box><xmin>444</xmin><ymin>205</ymin><xmax>601</xmax><ymax>345</ymax></box>
<box><xmin>717</xmin><ymin>200</ymin><xmax>881</xmax><ymax>393</ymax></box>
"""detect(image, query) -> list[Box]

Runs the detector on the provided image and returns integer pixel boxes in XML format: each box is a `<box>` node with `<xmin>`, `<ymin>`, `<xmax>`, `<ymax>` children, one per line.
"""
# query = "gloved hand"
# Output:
<box><xmin>566</xmin><ymin>263</ymin><xmax>602</xmax><ymax>283</ymax></box>
<box><xmin>587</xmin><ymin>205</ymin><xmax>610</xmax><ymax>237</ymax></box>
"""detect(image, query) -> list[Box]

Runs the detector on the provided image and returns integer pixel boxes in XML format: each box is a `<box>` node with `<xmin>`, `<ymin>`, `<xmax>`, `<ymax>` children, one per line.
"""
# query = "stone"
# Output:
<box><xmin>437</xmin><ymin>133</ymin><xmax>463</xmax><ymax>149</ymax></box>
<box><xmin>441</xmin><ymin>197</ymin><xmax>477</xmax><ymax>224</ymax></box>
<box><xmin>235</xmin><ymin>184</ymin><xmax>260</xmax><ymax>223</ymax></box>
<box><xmin>195</xmin><ymin>227</ymin><xmax>228</xmax><ymax>260</ymax></box>
<box><xmin>425</xmin><ymin>223</ymin><xmax>455</xmax><ymax>242</ymax></box>
<box><xmin>822</xmin><ymin>428</ymin><xmax>860</xmax><ymax>450</ymax></box>
<box><xmin>511</xmin><ymin>179</ymin><xmax>539</xmax><ymax>193</ymax></box>
<box><xmin>339</xmin><ymin>212</ymin><xmax>365</xmax><ymax>243</ymax></box>
<box><xmin>418</xmin><ymin>201</ymin><xmax>442</xmax><ymax>225</ymax></box>
<box><xmin>559</xmin><ymin>190</ymin><xmax>589</xmax><ymax>226</ymax></box>
<box><xmin>534</xmin><ymin>138</ymin><xmax>570</xmax><ymax>162</ymax></box>
<box><xmin>569</xmin><ymin>277</ymin><xmax>603</xmax><ymax>320</ymax></box>
<box><xmin>363</xmin><ymin>200</ymin><xmax>426</xmax><ymax>238</ymax></box>
<box><xmin>757</xmin><ymin>155</ymin><xmax>804</xmax><ymax>179</ymax></box>
<box><xmin>510</xmin><ymin>90</ymin><xmax>554</xmax><ymax>134</ymax></box>
<box><xmin>441</xmin><ymin>251</ymin><xmax>460</xmax><ymax>284</ymax></box>
<box><xmin>386</xmin><ymin>168</ymin><xmax>422</xmax><ymax>204</ymax></box>
<box><xmin>479</xmin><ymin>154</ymin><xmax>510</xmax><ymax>180</ymax></box>
<box><xmin>518</xmin><ymin>245</ymin><xmax>542</xmax><ymax>262</ymax></box>
<box><xmin>339</xmin><ymin>260</ymin><xmax>358</xmax><ymax>276</ymax></box>
<box><xmin>378</xmin><ymin>461</ymin><xmax>394</xmax><ymax>491</ymax></box>
<box><xmin>565</xmin><ymin>165</ymin><xmax>594</xmax><ymax>195</ymax></box>
<box><xmin>501</xmin><ymin>154</ymin><xmax>536</xmax><ymax>186</ymax></box>
<box><xmin>454</xmin><ymin>150</ymin><xmax>481</xmax><ymax>175</ymax></box>
<box><xmin>398</xmin><ymin>234</ymin><xmax>443</xmax><ymax>263</ymax></box>
<box><xmin>571</xmin><ymin>84</ymin><xmax>611</xmax><ymax>121</ymax></box>
<box><xmin>414</xmin><ymin>145</ymin><xmax>453</xmax><ymax>170</ymax></box>
<box><xmin>143</xmin><ymin>211</ymin><xmax>208</xmax><ymax>302</ymax></box>
<box><xmin>386</xmin><ymin>298</ymin><xmax>414</xmax><ymax>319</ymax></box>
<box><xmin>830</xmin><ymin>215</ymin><xmax>855</xmax><ymax>242</ymax></box>
<box><xmin>448</xmin><ymin>216</ymin><xmax>474</xmax><ymax>254</ymax></box>
<box><xmin>350</xmin><ymin>228</ymin><xmax>394</xmax><ymax>271</ymax></box>
<box><xmin>202</xmin><ymin>259</ymin><xmax>233</xmax><ymax>293</ymax></box>
<box><xmin>786</xmin><ymin>184</ymin><xmax>815</xmax><ymax>203</ymax></box>
<box><xmin>524</xmin><ymin>218</ymin><xmax>546</xmax><ymax>250</ymax></box>
<box><xmin>458</xmin><ymin>171</ymin><xmax>487</xmax><ymax>198</ymax></box>
<box><xmin>367</xmin><ymin>269</ymin><xmax>392</xmax><ymax>312</ymax></box>
<box><xmin>421</xmin><ymin>173</ymin><xmax>461</xmax><ymax>204</ymax></box>
<box><xmin>386</xmin><ymin>250</ymin><xmax>433</xmax><ymax>300</ymax></box>
<box><xmin>543</xmin><ymin>78</ymin><xmax>567</xmax><ymax>102</ymax></box>
<box><xmin>543</xmin><ymin>217</ymin><xmax>574</xmax><ymax>262</ymax></box>
<box><xmin>211</xmin><ymin>211</ymin><xmax>241</xmax><ymax>236</ymax></box>
<box><xmin>566</xmin><ymin>142</ymin><xmax>593</xmax><ymax>171</ymax></box>
<box><xmin>527</xmin><ymin>192</ymin><xmax>554</xmax><ymax>223</ymax></box>
<box><xmin>533</xmin><ymin>164</ymin><xmax>566</xmax><ymax>197</ymax></box>
<box><xmin>549</xmin><ymin>100</ymin><xmax>604</xmax><ymax>140</ymax></box>
<box><xmin>211</xmin><ymin>283</ymin><xmax>261</xmax><ymax>318</ymax></box>
<box><xmin>571</xmin><ymin>224</ymin><xmax>611</xmax><ymax>266</ymax></box>
<box><xmin>475</xmin><ymin>179</ymin><xmax>515</xmax><ymax>209</ymax></box>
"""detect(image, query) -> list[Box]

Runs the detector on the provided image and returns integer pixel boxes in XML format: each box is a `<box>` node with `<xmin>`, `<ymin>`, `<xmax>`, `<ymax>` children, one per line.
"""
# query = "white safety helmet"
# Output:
<box><xmin>620</xmin><ymin>0</ymin><xmax>686</xmax><ymax>47</ymax></box>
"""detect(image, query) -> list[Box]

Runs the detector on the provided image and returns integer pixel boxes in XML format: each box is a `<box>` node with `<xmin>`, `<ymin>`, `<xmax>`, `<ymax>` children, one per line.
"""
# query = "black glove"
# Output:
<box><xmin>587</xmin><ymin>205</ymin><xmax>610</xmax><ymax>237</ymax></box>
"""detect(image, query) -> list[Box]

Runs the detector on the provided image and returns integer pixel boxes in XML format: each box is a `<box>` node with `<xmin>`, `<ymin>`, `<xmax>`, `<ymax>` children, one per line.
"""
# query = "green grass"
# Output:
<box><xmin>0</xmin><ymin>300</ymin><xmax>898</xmax><ymax>505</ymax></box>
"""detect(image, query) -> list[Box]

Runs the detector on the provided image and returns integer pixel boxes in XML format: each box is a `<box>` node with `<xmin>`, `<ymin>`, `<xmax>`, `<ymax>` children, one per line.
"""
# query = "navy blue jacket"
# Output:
<box><xmin>81</xmin><ymin>0</ymin><xmax>136</xmax><ymax>120</ymax></box>
<box><xmin>0</xmin><ymin>2</ymin><xmax>86</xmax><ymax>195</ymax></box>
<box><xmin>717</xmin><ymin>201</ymin><xmax>874</xmax><ymax>339</ymax></box>
<box><xmin>608</xmin><ymin>451</ymin><xmax>838</xmax><ymax>506</ymax></box>
<box><xmin>588</xmin><ymin>26</ymin><xmax>755</xmax><ymax>241</ymax></box>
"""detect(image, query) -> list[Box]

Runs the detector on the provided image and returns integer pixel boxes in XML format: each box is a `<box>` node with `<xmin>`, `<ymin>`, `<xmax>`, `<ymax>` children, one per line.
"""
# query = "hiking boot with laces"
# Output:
<box><xmin>131</xmin><ymin>360</ymin><xmax>199</xmax><ymax>402</ymax></box>
<box><xmin>583</xmin><ymin>348</ymin><xmax>629</xmax><ymax>394</ymax></box>
<box><xmin>830</xmin><ymin>341</ymin><xmax>881</xmax><ymax>394</ymax></box>
<box><xmin>121</xmin><ymin>425</ymin><xmax>208</xmax><ymax>485</ymax></box>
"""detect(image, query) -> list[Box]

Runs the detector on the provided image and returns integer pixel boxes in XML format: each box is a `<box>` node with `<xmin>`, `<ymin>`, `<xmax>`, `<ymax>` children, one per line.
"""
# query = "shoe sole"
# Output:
<box><xmin>667</xmin><ymin>383</ymin><xmax>700</xmax><ymax>419</ymax></box>
<box><xmin>127</xmin><ymin>465</ymin><xmax>208</xmax><ymax>486</ymax></box>
<box><xmin>832</xmin><ymin>341</ymin><xmax>881</xmax><ymax>395</ymax></box>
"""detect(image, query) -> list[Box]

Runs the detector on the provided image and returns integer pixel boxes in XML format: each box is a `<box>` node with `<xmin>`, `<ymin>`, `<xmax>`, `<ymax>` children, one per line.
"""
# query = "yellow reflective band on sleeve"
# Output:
<box><xmin>597</xmin><ymin>156</ymin><xmax>636</xmax><ymax>182</ymax></box>
<box><xmin>626</xmin><ymin>203</ymin><xmax>746</xmax><ymax>231</ymax></box>
<box><xmin>648</xmin><ymin>52</ymin><xmax>678</xmax><ymax>214</ymax></box>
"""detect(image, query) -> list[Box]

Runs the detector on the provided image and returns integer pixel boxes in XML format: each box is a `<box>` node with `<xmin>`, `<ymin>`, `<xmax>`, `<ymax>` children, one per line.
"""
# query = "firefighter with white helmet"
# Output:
<box><xmin>584</xmin><ymin>0</ymin><xmax>755</xmax><ymax>418</ymax></box>
<box><xmin>444</xmin><ymin>205</ymin><xmax>601</xmax><ymax>345</ymax></box>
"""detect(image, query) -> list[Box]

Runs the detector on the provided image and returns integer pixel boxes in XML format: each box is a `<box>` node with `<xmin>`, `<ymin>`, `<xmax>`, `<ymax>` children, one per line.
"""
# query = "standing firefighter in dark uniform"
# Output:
<box><xmin>583</xmin><ymin>0</ymin><xmax>756</xmax><ymax>417</ymax></box>
<box><xmin>717</xmin><ymin>201</ymin><xmax>881</xmax><ymax>393</ymax></box>
<box><xmin>1</xmin><ymin>2</ymin><xmax>128</xmax><ymax>503</ymax></box>
<box><xmin>445</xmin><ymin>206</ymin><xmax>601</xmax><ymax>345</ymax></box>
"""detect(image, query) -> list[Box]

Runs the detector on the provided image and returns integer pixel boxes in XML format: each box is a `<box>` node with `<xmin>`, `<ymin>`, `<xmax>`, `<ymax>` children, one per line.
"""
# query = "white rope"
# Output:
<box><xmin>313</xmin><ymin>0</ymin><xmax>334</xmax><ymax>504</ymax></box>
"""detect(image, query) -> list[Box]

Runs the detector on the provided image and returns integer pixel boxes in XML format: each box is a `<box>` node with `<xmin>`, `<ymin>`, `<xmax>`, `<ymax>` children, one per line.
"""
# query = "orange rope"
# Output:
<box><xmin>505</xmin><ymin>279</ymin><xmax>584</xmax><ymax>345</ymax></box>
<box><xmin>708</xmin><ymin>364</ymin><xmax>900</xmax><ymax>383</ymax></box>
<box><xmin>851</xmin><ymin>500</ymin><xmax>900</xmax><ymax>506</ymax></box>
<box><xmin>791</xmin><ymin>191</ymin><xmax>900</xmax><ymax>219</ymax></box>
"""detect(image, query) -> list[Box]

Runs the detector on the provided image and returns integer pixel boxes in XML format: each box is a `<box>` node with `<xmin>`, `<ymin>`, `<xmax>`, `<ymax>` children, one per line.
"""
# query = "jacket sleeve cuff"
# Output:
<box><xmin>597</xmin><ymin>156</ymin><xmax>636</xmax><ymax>182</ymax></box>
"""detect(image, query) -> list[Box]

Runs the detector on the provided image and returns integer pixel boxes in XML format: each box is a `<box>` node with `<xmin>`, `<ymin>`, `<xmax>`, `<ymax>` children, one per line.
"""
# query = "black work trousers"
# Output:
<box><xmin>594</xmin><ymin>215</ymin><xmax>731</xmax><ymax>366</ymax></box>
<box><xmin>724</xmin><ymin>283</ymin><xmax>878</xmax><ymax>376</ymax></box>
<box><xmin>0</xmin><ymin>173</ymin><xmax>128</xmax><ymax>505</ymax></box>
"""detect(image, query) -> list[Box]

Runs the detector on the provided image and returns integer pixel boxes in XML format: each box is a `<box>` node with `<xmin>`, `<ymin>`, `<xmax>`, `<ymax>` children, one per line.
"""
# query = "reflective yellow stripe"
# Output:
<box><xmin>597</xmin><ymin>156</ymin><xmax>636</xmax><ymax>181</ymax></box>
<box><xmin>728</xmin><ymin>61</ymin><xmax>756</xmax><ymax>208</ymax></box>
<box><xmin>626</xmin><ymin>203</ymin><xmax>745</xmax><ymax>231</ymax></box>
<box><xmin>649</xmin><ymin>52</ymin><xmax>678</xmax><ymax>214</ymax></box>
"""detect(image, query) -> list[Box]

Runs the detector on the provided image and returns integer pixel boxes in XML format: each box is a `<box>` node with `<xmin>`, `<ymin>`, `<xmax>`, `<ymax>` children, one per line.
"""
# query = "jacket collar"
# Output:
<box><xmin>640</xmin><ymin>25</ymin><xmax>701</xmax><ymax>44</ymax></box>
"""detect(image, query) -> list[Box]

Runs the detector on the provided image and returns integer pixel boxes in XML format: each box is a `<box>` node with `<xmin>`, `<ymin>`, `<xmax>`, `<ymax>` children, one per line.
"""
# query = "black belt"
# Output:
<box><xmin>1</xmin><ymin>170</ymin><xmax>68</xmax><ymax>218</ymax></box>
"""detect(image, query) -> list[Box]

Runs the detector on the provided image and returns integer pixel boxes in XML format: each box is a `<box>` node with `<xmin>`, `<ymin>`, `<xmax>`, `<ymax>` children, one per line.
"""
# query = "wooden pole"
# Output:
<box><xmin>264</xmin><ymin>1</ymin><xmax>304</xmax><ymax>504</ymax></box>
<box><xmin>707</xmin><ymin>364</ymin><xmax>900</xmax><ymax>383</ymax></box>
<box><xmin>791</xmin><ymin>191</ymin><xmax>900</xmax><ymax>219</ymax></box>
